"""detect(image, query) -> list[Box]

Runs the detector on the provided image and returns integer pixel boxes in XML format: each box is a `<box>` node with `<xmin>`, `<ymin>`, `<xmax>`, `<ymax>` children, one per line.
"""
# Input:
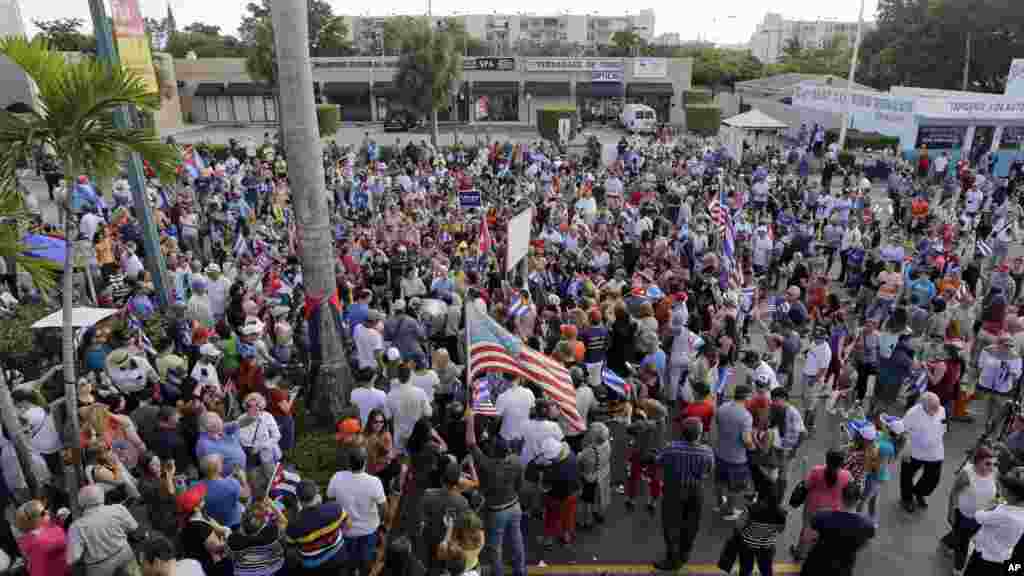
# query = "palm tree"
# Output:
<box><xmin>0</xmin><ymin>36</ymin><xmax>177</xmax><ymax>513</ymax></box>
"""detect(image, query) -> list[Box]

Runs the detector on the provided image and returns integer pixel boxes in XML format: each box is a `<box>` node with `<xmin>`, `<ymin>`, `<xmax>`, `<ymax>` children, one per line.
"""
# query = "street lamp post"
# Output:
<box><xmin>838</xmin><ymin>0</ymin><xmax>866</xmax><ymax>151</ymax></box>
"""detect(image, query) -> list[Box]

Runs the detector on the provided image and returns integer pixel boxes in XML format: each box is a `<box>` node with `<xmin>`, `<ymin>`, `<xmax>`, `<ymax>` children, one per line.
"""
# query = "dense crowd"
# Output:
<box><xmin>2</xmin><ymin>122</ymin><xmax>1024</xmax><ymax>576</ymax></box>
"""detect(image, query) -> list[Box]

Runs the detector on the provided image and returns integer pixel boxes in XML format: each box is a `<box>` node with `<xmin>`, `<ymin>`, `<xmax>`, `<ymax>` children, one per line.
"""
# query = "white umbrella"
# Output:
<box><xmin>30</xmin><ymin>307</ymin><xmax>120</xmax><ymax>330</ymax></box>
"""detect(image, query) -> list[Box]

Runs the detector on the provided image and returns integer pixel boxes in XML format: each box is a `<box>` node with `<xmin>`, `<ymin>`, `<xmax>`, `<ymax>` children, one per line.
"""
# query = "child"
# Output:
<box><xmin>862</xmin><ymin>412</ymin><xmax>902</xmax><ymax>528</ymax></box>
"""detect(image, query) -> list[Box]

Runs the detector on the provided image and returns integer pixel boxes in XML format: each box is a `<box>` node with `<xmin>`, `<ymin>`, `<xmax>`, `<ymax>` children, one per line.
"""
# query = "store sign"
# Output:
<box><xmin>792</xmin><ymin>82</ymin><xmax>914</xmax><ymax>133</ymax></box>
<box><xmin>915</xmin><ymin>125</ymin><xmax>966</xmax><ymax>149</ymax></box>
<box><xmin>313</xmin><ymin>58</ymin><xmax>398</xmax><ymax>69</ymax></box>
<box><xmin>525</xmin><ymin>58</ymin><xmax>623</xmax><ymax>73</ymax></box>
<box><xmin>459</xmin><ymin>189</ymin><xmax>482</xmax><ymax>209</ymax></box>
<box><xmin>464</xmin><ymin>57</ymin><xmax>515</xmax><ymax>71</ymax></box>
<box><xmin>917</xmin><ymin>97</ymin><xmax>1024</xmax><ymax>120</ymax></box>
<box><xmin>592</xmin><ymin>71</ymin><xmax>623</xmax><ymax>83</ymax></box>
<box><xmin>633</xmin><ymin>58</ymin><xmax>667</xmax><ymax>79</ymax></box>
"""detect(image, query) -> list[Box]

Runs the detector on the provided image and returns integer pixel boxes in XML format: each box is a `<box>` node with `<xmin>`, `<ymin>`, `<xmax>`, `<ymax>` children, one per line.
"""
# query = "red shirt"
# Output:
<box><xmin>18</xmin><ymin>524</ymin><xmax>70</xmax><ymax>576</ymax></box>
<box><xmin>684</xmin><ymin>398</ymin><xmax>715</xmax><ymax>433</ymax></box>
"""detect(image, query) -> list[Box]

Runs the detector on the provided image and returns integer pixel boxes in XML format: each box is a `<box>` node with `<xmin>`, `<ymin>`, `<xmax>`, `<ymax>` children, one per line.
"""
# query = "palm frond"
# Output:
<box><xmin>0</xmin><ymin>36</ymin><xmax>69</xmax><ymax>94</ymax></box>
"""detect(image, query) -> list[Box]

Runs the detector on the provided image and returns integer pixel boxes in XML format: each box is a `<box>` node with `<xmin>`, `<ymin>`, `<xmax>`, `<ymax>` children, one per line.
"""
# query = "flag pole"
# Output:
<box><xmin>464</xmin><ymin>295</ymin><xmax>472</xmax><ymax>407</ymax></box>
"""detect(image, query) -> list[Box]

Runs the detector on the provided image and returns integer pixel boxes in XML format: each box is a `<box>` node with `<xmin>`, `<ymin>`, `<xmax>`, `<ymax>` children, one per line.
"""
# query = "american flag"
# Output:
<box><xmin>467</xmin><ymin>299</ymin><xmax>584</xmax><ymax>433</ymax></box>
<box><xmin>471</xmin><ymin>376</ymin><xmax>499</xmax><ymax>417</ymax></box>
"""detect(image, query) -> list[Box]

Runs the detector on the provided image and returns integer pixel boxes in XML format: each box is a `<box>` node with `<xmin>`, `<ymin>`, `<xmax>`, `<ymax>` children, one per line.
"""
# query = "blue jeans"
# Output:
<box><xmin>486</xmin><ymin>502</ymin><xmax>526</xmax><ymax>576</ymax></box>
<box><xmin>344</xmin><ymin>532</ymin><xmax>377</xmax><ymax>573</ymax></box>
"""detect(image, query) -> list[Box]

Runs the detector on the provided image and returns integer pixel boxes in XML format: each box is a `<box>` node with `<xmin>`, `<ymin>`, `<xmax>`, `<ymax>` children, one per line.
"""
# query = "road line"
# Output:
<box><xmin>527</xmin><ymin>562</ymin><xmax>802</xmax><ymax>574</ymax></box>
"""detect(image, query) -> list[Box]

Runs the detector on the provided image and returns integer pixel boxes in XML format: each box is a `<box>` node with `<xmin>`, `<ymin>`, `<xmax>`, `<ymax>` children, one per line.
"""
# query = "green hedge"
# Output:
<box><xmin>684</xmin><ymin>89</ymin><xmax>714</xmax><ymax>105</ymax></box>
<box><xmin>317</xmin><ymin>104</ymin><xmax>341</xmax><ymax>137</ymax></box>
<box><xmin>685</xmin><ymin>105</ymin><xmax>721</xmax><ymax>136</ymax></box>
<box><xmin>536</xmin><ymin>106</ymin><xmax>578</xmax><ymax>143</ymax></box>
<box><xmin>826</xmin><ymin>129</ymin><xmax>899</xmax><ymax>151</ymax></box>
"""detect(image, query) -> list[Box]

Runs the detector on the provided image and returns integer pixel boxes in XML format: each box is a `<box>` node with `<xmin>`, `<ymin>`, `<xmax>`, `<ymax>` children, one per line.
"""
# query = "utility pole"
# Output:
<box><xmin>271</xmin><ymin>0</ymin><xmax>350</xmax><ymax>423</ymax></box>
<box><xmin>87</xmin><ymin>0</ymin><xmax>170</xmax><ymax>307</ymax></box>
<box><xmin>962</xmin><ymin>30</ymin><xmax>972</xmax><ymax>91</ymax></box>
<box><xmin>837</xmin><ymin>0</ymin><xmax>865</xmax><ymax>151</ymax></box>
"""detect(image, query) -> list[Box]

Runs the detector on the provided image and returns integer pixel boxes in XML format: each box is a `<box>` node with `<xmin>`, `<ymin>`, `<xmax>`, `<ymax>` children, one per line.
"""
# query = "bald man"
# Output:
<box><xmin>900</xmin><ymin>392</ymin><xmax>947</xmax><ymax>513</ymax></box>
<box><xmin>67</xmin><ymin>484</ymin><xmax>139</xmax><ymax>575</ymax></box>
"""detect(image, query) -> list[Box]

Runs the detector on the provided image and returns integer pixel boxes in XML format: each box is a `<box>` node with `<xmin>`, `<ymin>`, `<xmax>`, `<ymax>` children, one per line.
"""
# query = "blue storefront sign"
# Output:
<box><xmin>459</xmin><ymin>189</ymin><xmax>482</xmax><ymax>208</ymax></box>
<box><xmin>592</xmin><ymin>71</ymin><xmax>623</xmax><ymax>83</ymax></box>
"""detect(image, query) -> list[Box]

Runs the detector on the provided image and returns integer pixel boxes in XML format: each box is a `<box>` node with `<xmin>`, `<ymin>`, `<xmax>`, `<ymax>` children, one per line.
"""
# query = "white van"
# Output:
<box><xmin>620</xmin><ymin>103</ymin><xmax>657</xmax><ymax>133</ymax></box>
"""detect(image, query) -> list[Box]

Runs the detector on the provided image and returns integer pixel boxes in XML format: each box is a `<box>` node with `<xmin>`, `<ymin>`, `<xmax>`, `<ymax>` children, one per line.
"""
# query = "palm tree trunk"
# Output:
<box><xmin>0</xmin><ymin>368</ymin><xmax>40</xmax><ymax>501</ymax></box>
<box><xmin>61</xmin><ymin>159</ymin><xmax>82</xmax><ymax>516</ymax></box>
<box><xmin>271</xmin><ymin>0</ymin><xmax>350</xmax><ymax>425</ymax></box>
<box><xmin>431</xmin><ymin>108</ymin><xmax>439</xmax><ymax>148</ymax></box>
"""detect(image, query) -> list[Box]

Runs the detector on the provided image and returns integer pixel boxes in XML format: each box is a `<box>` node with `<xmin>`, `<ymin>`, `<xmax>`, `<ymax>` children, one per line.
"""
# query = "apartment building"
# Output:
<box><xmin>346</xmin><ymin>11</ymin><xmax>655</xmax><ymax>55</ymax></box>
<box><xmin>749</xmin><ymin>12</ymin><xmax>874</xmax><ymax>64</ymax></box>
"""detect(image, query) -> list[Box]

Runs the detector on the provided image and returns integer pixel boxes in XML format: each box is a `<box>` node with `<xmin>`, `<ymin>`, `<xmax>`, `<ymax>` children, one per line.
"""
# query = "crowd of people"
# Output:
<box><xmin>2</xmin><ymin>122</ymin><xmax>1024</xmax><ymax>576</ymax></box>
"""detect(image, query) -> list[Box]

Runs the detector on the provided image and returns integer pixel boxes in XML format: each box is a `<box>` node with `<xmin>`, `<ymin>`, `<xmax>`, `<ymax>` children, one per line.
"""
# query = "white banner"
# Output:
<box><xmin>525</xmin><ymin>58</ymin><xmax>624</xmax><ymax>73</ymax></box>
<box><xmin>916</xmin><ymin>96</ymin><xmax>1024</xmax><ymax>121</ymax></box>
<box><xmin>506</xmin><ymin>208</ymin><xmax>534</xmax><ymax>273</ymax></box>
<box><xmin>633</xmin><ymin>58</ymin><xmax>667</xmax><ymax>79</ymax></box>
<box><xmin>792</xmin><ymin>82</ymin><xmax>914</xmax><ymax>133</ymax></box>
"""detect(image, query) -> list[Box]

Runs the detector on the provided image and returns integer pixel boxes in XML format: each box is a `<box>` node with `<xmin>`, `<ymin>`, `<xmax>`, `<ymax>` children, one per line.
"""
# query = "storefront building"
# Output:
<box><xmin>792</xmin><ymin>82</ymin><xmax>1024</xmax><ymax>176</ymax></box>
<box><xmin>176</xmin><ymin>56</ymin><xmax>693</xmax><ymax>127</ymax></box>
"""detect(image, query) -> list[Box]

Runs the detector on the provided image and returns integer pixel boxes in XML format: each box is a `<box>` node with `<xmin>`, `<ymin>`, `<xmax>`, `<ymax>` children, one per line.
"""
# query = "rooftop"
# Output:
<box><xmin>736</xmin><ymin>73</ymin><xmax>877</xmax><ymax>96</ymax></box>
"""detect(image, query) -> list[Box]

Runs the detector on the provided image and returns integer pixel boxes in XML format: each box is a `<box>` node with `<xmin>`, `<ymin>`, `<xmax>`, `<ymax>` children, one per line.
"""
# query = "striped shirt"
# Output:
<box><xmin>227</xmin><ymin>523</ymin><xmax>286</xmax><ymax>576</ymax></box>
<box><xmin>656</xmin><ymin>440</ymin><xmax>714</xmax><ymax>494</ymax></box>
<box><xmin>741</xmin><ymin>506</ymin><xmax>787</xmax><ymax>549</ymax></box>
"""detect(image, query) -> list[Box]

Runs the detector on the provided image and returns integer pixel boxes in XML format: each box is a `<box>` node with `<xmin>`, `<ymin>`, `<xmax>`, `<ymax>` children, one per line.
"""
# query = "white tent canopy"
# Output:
<box><xmin>31</xmin><ymin>307</ymin><xmax>121</xmax><ymax>330</ymax></box>
<box><xmin>722</xmin><ymin>109</ymin><xmax>790</xmax><ymax>130</ymax></box>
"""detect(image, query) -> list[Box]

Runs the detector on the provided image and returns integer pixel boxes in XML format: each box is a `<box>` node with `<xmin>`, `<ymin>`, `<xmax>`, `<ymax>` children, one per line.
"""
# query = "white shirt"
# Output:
<box><xmin>239</xmin><ymin>411</ymin><xmax>282</xmax><ymax>461</ymax></box>
<box><xmin>803</xmin><ymin>341</ymin><xmax>832</xmax><ymax>377</ymax></box>
<box><xmin>327</xmin><ymin>470</ymin><xmax>386</xmax><ymax>537</ymax></box>
<box><xmin>410</xmin><ymin>370</ymin><xmax>440</xmax><ymax>400</ymax></box>
<box><xmin>191</xmin><ymin>362</ymin><xmax>222</xmax><ymax>397</ymax></box>
<box><xmin>903</xmin><ymin>403</ymin><xmax>946</xmax><ymax>462</ymax></box>
<box><xmin>80</xmin><ymin>213</ymin><xmax>103</xmax><ymax>242</ymax></box>
<box><xmin>957</xmin><ymin>463</ymin><xmax>998</xmax><ymax>519</ymax></box>
<box><xmin>495</xmin><ymin>385</ymin><xmax>535</xmax><ymax>441</ymax></box>
<box><xmin>754</xmin><ymin>361</ymin><xmax>780</xmax><ymax>391</ymax></box>
<box><xmin>386</xmin><ymin>383</ymin><xmax>432</xmax><ymax>451</ymax></box>
<box><xmin>108</xmin><ymin>356</ymin><xmax>157</xmax><ymax>394</ymax></box>
<box><xmin>978</xmin><ymin>350</ymin><xmax>1023</xmax><ymax>394</ymax></box>
<box><xmin>22</xmin><ymin>405</ymin><xmax>61</xmax><ymax>454</ymax></box>
<box><xmin>123</xmin><ymin>254</ymin><xmax>144</xmax><ymax>280</ymax></box>
<box><xmin>973</xmin><ymin>504</ymin><xmax>1024</xmax><ymax>563</ymax></box>
<box><xmin>353</xmin><ymin>324</ymin><xmax>384</xmax><ymax>371</ymax></box>
<box><xmin>574</xmin><ymin>386</ymin><xmax>597</xmax><ymax>428</ymax></box>
<box><xmin>207</xmin><ymin>277</ymin><xmax>230</xmax><ymax>317</ymax></box>
<box><xmin>350</xmin><ymin>387</ymin><xmax>389</xmax><ymax>426</ymax></box>
<box><xmin>753</xmin><ymin>235</ymin><xmax>774</xmax><ymax>268</ymax></box>
<box><xmin>175</xmin><ymin>559</ymin><xmax>206</xmax><ymax>576</ymax></box>
<box><xmin>520</xmin><ymin>419</ymin><xmax>564</xmax><ymax>467</ymax></box>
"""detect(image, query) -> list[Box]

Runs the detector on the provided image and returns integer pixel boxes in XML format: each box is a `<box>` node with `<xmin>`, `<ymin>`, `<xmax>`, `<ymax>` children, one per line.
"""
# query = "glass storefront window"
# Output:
<box><xmin>579</xmin><ymin>97</ymin><xmax>622</xmax><ymax>124</ymax></box>
<box><xmin>476</xmin><ymin>93</ymin><xmax>518</xmax><ymax>122</ymax></box>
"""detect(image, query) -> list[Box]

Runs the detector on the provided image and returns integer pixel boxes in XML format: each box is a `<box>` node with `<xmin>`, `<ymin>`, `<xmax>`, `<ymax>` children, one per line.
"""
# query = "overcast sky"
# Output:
<box><xmin>18</xmin><ymin>0</ymin><xmax>879</xmax><ymax>46</ymax></box>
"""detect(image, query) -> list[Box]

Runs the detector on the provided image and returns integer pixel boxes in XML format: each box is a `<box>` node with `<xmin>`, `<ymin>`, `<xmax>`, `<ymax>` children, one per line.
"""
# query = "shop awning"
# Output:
<box><xmin>323</xmin><ymin>82</ymin><xmax>370</xmax><ymax>96</ymax></box>
<box><xmin>626</xmin><ymin>83</ymin><xmax>674</xmax><ymax>97</ymax></box>
<box><xmin>194</xmin><ymin>83</ymin><xmax>225</xmax><ymax>97</ymax></box>
<box><xmin>224</xmin><ymin>83</ymin><xmax>273</xmax><ymax>97</ymax></box>
<box><xmin>524</xmin><ymin>82</ymin><xmax>570</xmax><ymax>97</ymax></box>
<box><xmin>575</xmin><ymin>82</ymin><xmax>624</xmax><ymax>98</ymax></box>
<box><xmin>472</xmin><ymin>81</ymin><xmax>518</xmax><ymax>95</ymax></box>
<box><xmin>373</xmin><ymin>81</ymin><xmax>402</xmax><ymax>97</ymax></box>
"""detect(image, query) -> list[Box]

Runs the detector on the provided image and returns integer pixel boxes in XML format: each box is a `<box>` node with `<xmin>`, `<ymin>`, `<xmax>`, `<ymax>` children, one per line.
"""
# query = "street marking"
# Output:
<box><xmin>527</xmin><ymin>563</ymin><xmax>802</xmax><ymax>574</ymax></box>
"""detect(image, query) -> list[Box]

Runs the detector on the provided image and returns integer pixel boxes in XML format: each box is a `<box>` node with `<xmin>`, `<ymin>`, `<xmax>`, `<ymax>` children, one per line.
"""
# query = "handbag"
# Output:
<box><xmin>789</xmin><ymin>457</ymin><xmax>810</xmax><ymax>508</ymax></box>
<box><xmin>244</xmin><ymin>418</ymin><xmax>264</xmax><ymax>468</ymax></box>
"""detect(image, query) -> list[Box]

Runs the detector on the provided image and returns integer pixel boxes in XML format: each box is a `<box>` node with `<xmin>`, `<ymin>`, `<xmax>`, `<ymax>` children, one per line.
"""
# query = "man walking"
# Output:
<box><xmin>654</xmin><ymin>417</ymin><xmax>714</xmax><ymax>571</ymax></box>
<box><xmin>901</xmin><ymin>392</ymin><xmax>947</xmax><ymax>512</ymax></box>
<box><xmin>715</xmin><ymin>385</ymin><xmax>755</xmax><ymax>521</ymax></box>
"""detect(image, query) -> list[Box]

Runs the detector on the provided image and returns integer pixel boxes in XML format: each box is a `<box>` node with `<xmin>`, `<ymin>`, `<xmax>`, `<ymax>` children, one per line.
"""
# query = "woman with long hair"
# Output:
<box><xmin>395</xmin><ymin>417</ymin><xmax>447</xmax><ymax>546</ymax></box>
<box><xmin>942</xmin><ymin>446</ymin><xmax>1000</xmax><ymax>572</ymax></box>
<box><xmin>791</xmin><ymin>450</ymin><xmax>851</xmax><ymax>561</ymax></box>
<box><xmin>436</xmin><ymin>510</ymin><xmax>486</xmax><ymax>576</ymax></box>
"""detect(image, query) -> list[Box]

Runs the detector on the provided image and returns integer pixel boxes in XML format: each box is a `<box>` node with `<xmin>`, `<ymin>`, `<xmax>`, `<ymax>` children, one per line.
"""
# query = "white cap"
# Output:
<box><xmin>199</xmin><ymin>343</ymin><xmax>222</xmax><ymax>357</ymax></box>
<box><xmin>386</xmin><ymin>347</ymin><xmax>401</xmax><ymax>362</ymax></box>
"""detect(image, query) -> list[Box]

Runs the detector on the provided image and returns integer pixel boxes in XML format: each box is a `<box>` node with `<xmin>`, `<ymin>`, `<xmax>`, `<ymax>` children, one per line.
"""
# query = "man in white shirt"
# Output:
<box><xmin>409</xmin><ymin>352</ymin><xmax>440</xmax><ymax>401</ymax></box>
<box><xmin>752</xmin><ymin>226</ymin><xmax>774</xmax><ymax>274</ymax></box>
<box><xmin>900</xmin><ymin>392</ymin><xmax>946</xmax><ymax>512</ymax></box>
<box><xmin>353</xmin><ymin>311</ymin><xmax>385</xmax><ymax>373</ymax></box>
<box><xmin>495</xmin><ymin>378</ymin><xmax>535</xmax><ymax>453</ymax></box>
<box><xmin>520</xmin><ymin>402</ymin><xmax>565</xmax><ymax>468</ymax></box>
<box><xmin>79</xmin><ymin>210</ymin><xmax>104</xmax><ymax>243</ymax></box>
<box><xmin>326</xmin><ymin>447</ymin><xmax>386</xmax><ymax>576</ymax></box>
<box><xmin>802</xmin><ymin>327</ymin><xmax>832</xmax><ymax>432</ymax></box>
<box><xmin>205</xmin><ymin>263</ymin><xmax>230</xmax><ymax>320</ymax></box>
<box><xmin>139</xmin><ymin>533</ymin><xmax>206</xmax><ymax>576</ymax></box>
<box><xmin>386</xmin><ymin>365</ymin><xmax>432</xmax><ymax>452</ymax></box>
<box><xmin>350</xmin><ymin>375</ymin><xmax>389</xmax><ymax>427</ymax></box>
<box><xmin>966</xmin><ymin>469</ymin><xmax>1024</xmax><ymax>571</ymax></box>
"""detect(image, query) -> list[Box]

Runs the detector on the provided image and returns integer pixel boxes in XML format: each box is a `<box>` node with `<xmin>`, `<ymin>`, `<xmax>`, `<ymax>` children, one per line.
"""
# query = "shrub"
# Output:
<box><xmin>536</xmin><ymin>107</ymin><xmax>578</xmax><ymax>143</ymax></box>
<box><xmin>0</xmin><ymin>303</ymin><xmax>52</xmax><ymax>378</ymax></box>
<box><xmin>684</xmin><ymin>89</ymin><xmax>714</xmax><ymax>105</ymax></box>
<box><xmin>317</xmin><ymin>104</ymin><xmax>341</xmax><ymax>137</ymax></box>
<box><xmin>826</xmin><ymin>129</ymin><xmax>899</xmax><ymax>151</ymax></box>
<box><xmin>685</xmin><ymin>105</ymin><xmax>721</xmax><ymax>136</ymax></box>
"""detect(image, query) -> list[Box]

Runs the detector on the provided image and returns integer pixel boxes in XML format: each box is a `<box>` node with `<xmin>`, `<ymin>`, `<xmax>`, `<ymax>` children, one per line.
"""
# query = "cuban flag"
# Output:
<box><xmin>233</xmin><ymin>234</ymin><xmax>249</xmax><ymax>258</ymax></box>
<box><xmin>602</xmin><ymin>367</ymin><xmax>631</xmax><ymax>398</ymax></box>
<box><xmin>977</xmin><ymin>239</ymin><xmax>992</xmax><ymax>257</ymax></box>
